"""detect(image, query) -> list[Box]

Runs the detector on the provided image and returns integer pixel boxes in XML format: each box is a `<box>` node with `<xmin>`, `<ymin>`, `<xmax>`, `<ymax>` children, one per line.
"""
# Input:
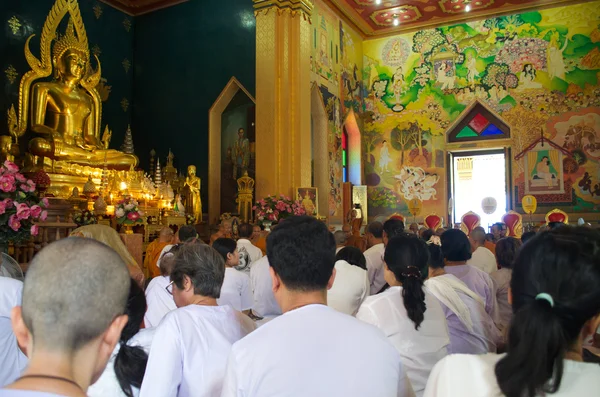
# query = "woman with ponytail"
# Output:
<box><xmin>357</xmin><ymin>234</ymin><xmax>449</xmax><ymax>397</ymax></box>
<box><xmin>424</xmin><ymin>226</ymin><xmax>600</xmax><ymax>397</ymax></box>
<box><xmin>88</xmin><ymin>278</ymin><xmax>155</xmax><ymax>397</ymax></box>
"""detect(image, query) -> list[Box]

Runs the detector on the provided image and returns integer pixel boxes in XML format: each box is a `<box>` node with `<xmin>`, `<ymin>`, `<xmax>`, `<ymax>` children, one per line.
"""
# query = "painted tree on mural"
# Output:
<box><xmin>390</xmin><ymin>122</ymin><xmax>419</xmax><ymax>166</ymax></box>
<box><xmin>360</xmin><ymin>111</ymin><xmax>384</xmax><ymax>162</ymax></box>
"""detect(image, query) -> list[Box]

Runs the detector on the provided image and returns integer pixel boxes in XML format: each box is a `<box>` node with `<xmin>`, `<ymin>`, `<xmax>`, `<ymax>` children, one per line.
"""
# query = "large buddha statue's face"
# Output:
<box><xmin>58</xmin><ymin>49</ymin><xmax>87</xmax><ymax>82</ymax></box>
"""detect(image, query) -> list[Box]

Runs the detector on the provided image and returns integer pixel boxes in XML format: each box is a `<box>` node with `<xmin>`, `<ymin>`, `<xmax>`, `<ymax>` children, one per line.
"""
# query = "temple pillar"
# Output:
<box><xmin>253</xmin><ymin>0</ymin><xmax>313</xmax><ymax>200</ymax></box>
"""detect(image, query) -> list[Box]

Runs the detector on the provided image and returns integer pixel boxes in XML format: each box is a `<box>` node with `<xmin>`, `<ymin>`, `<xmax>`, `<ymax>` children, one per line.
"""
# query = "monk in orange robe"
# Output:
<box><xmin>250</xmin><ymin>224</ymin><xmax>267</xmax><ymax>255</ymax></box>
<box><xmin>145</xmin><ymin>227</ymin><xmax>174</xmax><ymax>279</ymax></box>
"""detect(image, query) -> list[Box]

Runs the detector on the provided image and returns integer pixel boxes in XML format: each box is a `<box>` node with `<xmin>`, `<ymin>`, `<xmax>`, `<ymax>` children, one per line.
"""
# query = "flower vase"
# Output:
<box><xmin>263</xmin><ymin>220</ymin><xmax>272</xmax><ymax>232</ymax></box>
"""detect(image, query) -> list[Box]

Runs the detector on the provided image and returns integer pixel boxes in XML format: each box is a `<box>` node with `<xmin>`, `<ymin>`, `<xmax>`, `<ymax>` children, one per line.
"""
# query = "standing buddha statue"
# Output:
<box><xmin>184</xmin><ymin>165</ymin><xmax>202</xmax><ymax>223</ymax></box>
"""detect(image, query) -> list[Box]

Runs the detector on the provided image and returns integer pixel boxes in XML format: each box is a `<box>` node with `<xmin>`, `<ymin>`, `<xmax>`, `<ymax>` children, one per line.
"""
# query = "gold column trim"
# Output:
<box><xmin>253</xmin><ymin>0</ymin><xmax>313</xmax><ymax>17</ymax></box>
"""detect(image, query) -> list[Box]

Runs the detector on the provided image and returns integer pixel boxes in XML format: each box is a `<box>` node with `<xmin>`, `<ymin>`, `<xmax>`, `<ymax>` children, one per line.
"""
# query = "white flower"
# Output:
<box><xmin>116</xmin><ymin>208</ymin><xmax>125</xmax><ymax>218</ymax></box>
<box><xmin>124</xmin><ymin>203</ymin><xmax>135</xmax><ymax>211</ymax></box>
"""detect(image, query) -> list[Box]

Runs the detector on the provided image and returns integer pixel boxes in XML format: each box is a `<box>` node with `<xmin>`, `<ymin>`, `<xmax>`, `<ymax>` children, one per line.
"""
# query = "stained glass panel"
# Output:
<box><xmin>481</xmin><ymin>124</ymin><xmax>503</xmax><ymax>136</ymax></box>
<box><xmin>468</xmin><ymin>113</ymin><xmax>489</xmax><ymax>133</ymax></box>
<box><xmin>456</xmin><ymin>126</ymin><xmax>478</xmax><ymax>138</ymax></box>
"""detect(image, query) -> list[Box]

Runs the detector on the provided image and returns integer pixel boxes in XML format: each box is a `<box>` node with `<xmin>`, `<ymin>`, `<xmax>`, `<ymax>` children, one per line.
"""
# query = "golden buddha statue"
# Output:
<box><xmin>7</xmin><ymin>0</ymin><xmax>137</xmax><ymax>195</ymax></box>
<box><xmin>184</xmin><ymin>165</ymin><xmax>202</xmax><ymax>223</ymax></box>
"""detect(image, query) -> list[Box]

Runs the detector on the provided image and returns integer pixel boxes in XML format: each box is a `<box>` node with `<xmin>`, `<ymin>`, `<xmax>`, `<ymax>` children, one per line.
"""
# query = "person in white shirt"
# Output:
<box><xmin>249</xmin><ymin>256</ymin><xmax>282</xmax><ymax>320</ymax></box>
<box><xmin>235</xmin><ymin>223</ymin><xmax>263</xmax><ymax>274</ymax></box>
<box><xmin>221</xmin><ymin>216</ymin><xmax>415</xmax><ymax>397</ymax></box>
<box><xmin>212</xmin><ymin>238</ymin><xmax>253</xmax><ymax>313</ymax></box>
<box><xmin>2</xmin><ymin>238</ymin><xmax>130</xmax><ymax>397</ymax></box>
<box><xmin>490</xmin><ymin>237</ymin><xmax>521</xmax><ymax>337</ymax></box>
<box><xmin>424</xmin><ymin>226</ymin><xmax>600</xmax><ymax>397</ymax></box>
<box><xmin>144</xmin><ymin>244</ymin><xmax>180</xmax><ymax>328</ymax></box>
<box><xmin>139</xmin><ymin>242</ymin><xmax>255</xmax><ymax>397</ymax></box>
<box><xmin>327</xmin><ymin>247</ymin><xmax>369</xmax><ymax>315</ymax></box>
<box><xmin>333</xmin><ymin>230</ymin><xmax>347</xmax><ymax>253</ymax></box>
<box><xmin>357</xmin><ymin>234</ymin><xmax>449</xmax><ymax>397</ymax></box>
<box><xmin>0</xmin><ymin>277</ymin><xmax>27</xmax><ymax>387</ymax></box>
<box><xmin>467</xmin><ymin>228</ymin><xmax>497</xmax><ymax>274</ymax></box>
<box><xmin>89</xmin><ymin>279</ymin><xmax>154</xmax><ymax>397</ymax></box>
<box><xmin>155</xmin><ymin>225</ymin><xmax>199</xmax><ymax>270</ymax></box>
<box><xmin>363</xmin><ymin>221</ymin><xmax>386</xmax><ymax>294</ymax></box>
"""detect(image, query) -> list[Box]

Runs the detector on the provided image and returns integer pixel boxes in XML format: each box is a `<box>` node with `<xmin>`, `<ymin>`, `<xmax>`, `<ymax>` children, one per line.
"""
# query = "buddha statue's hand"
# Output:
<box><xmin>74</xmin><ymin>136</ymin><xmax>96</xmax><ymax>151</ymax></box>
<box><xmin>85</xmin><ymin>135</ymin><xmax>101</xmax><ymax>149</ymax></box>
<box><xmin>32</xmin><ymin>124</ymin><xmax>60</xmax><ymax>136</ymax></box>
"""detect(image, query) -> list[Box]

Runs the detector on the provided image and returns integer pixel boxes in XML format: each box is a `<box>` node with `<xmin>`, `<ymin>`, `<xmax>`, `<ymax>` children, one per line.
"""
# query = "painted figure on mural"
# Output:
<box><xmin>535</xmin><ymin>156</ymin><xmax>556</xmax><ymax>187</ymax></box>
<box><xmin>232</xmin><ymin>128</ymin><xmax>250</xmax><ymax>179</ymax></box>
<box><xmin>436</xmin><ymin>62</ymin><xmax>455</xmax><ymax>90</ymax></box>
<box><xmin>369</xmin><ymin>60</ymin><xmax>380</xmax><ymax>90</ymax></box>
<box><xmin>547</xmin><ymin>32</ymin><xmax>569</xmax><ymax>81</ymax></box>
<box><xmin>184</xmin><ymin>165</ymin><xmax>202</xmax><ymax>223</ymax></box>
<box><xmin>518</xmin><ymin>63</ymin><xmax>542</xmax><ymax>89</ymax></box>
<box><xmin>465</xmin><ymin>53</ymin><xmax>479</xmax><ymax>85</ymax></box>
<box><xmin>392</xmin><ymin>66</ymin><xmax>404</xmax><ymax>106</ymax></box>
<box><xmin>378</xmin><ymin>140</ymin><xmax>392</xmax><ymax>172</ymax></box>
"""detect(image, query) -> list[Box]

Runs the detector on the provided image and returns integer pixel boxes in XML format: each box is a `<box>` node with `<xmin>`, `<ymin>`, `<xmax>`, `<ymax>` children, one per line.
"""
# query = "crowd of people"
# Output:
<box><xmin>1</xmin><ymin>215</ymin><xmax>599</xmax><ymax>397</ymax></box>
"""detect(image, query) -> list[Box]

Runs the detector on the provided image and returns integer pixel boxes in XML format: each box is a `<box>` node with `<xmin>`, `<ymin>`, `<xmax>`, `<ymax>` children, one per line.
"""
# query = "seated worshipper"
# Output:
<box><xmin>490</xmin><ymin>222</ymin><xmax>507</xmax><ymax>243</ymax></box>
<box><xmin>424</xmin><ymin>236</ymin><xmax>498</xmax><ymax>355</ymax></box>
<box><xmin>250</xmin><ymin>224</ymin><xmax>267</xmax><ymax>255</ymax></box>
<box><xmin>0</xmin><ymin>277</ymin><xmax>27</xmax><ymax>387</ymax></box>
<box><xmin>363</xmin><ymin>221</ymin><xmax>386</xmax><ymax>295</ymax></box>
<box><xmin>357</xmin><ymin>235</ymin><xmax>449</xmax><ymax>397</ymax></box>
<box><xmin>409</xmin><ymin>223</ymin><xmax>420</xmax><ymax>235</ymax></box>
<box><xmin>467</xmin><ymin>227</ymin><xmax>497</xmax><ymax>274</ymax></box>
<box><xmin>548</xmin><ymin>221</ymin><xmax>566</xmax><ymax>230</ymax></box>
<box><xmin>213</xmin><ymin>238</ymin><xmax>253</xmax><ymax>313</ymax></box>
<box><xmin>333</xmin><ymin>230</ymin><xmax>347</xmax><ymax>253</ymax></box>
<box><xmin>423</xmin><ymin>227</ymin><xmax>600</xmax><ymax>397</ymax></box>
<box><xmin>210</xmin><ymin>219</ymin><xmax>232</xmax><ymax>245</ymax></box>
<box><xmin>521</xmin><ymin>230</ymin><xmax>536</xmax><ymax>244</ymax></box>
<box><xmin>235</xmin><ymin>223</ymin><xmax>263</xmax><ymax>274</ymax></box>
<box><xmin>155</xmin><ymin>225</ymin><xmax>198</xmax><ymax>271</ymax></box>
<box><xmin>440</xmin><ymin>229</ymin><xmax>499</xmax><ymax>321</ymax></box>
<box><xmin>483</xmin><ymin>233</ymin><xmax>496</xmax><ymax>255</ymax></box>
<box><xmin>250</xmin><ymin>255</ymin><xmax>282</xmax><ymax>322</ymax></box>
<box><xmin>489</xmin><ymin>237</ymin><xmax>521</xmax><ymax>338</ymax></box>
<box><xmin>2</xmin><ymin>237</ymin><xmax>130</xmax><ymax>397</ymax></box>
<box><xmin>221</xmin><ymin>216</ymin><xmax>415</xmax><ymax>397</ymax></box>
<box><xmin>383</xmin><ymin>218</ymin><xmax>405</xmax><ymax>245</ymax></box>
<box><xmin>89</xmin><ymin>279</ymin><xmax>155</xmax><ymax>397</ymax></box>
<box><xmin>144</xmin><ymin>227</ymin><xmax>174</xmax><ymax>279</ymax></box>
<box><xmin>327</xmin><ymin>247</ymin><xmax>369</xmax><ymax>316</ymax></box>
<box><xmin>144</xmin><ymin>244</ymin><xmax>180</xmax><ymax>328</ymax></box>
<box><xmin>71</xmin><ymin>224</ymin><xmax>144</xmax><ymax>287</ymax></box>
<box><xmin>139</xmin><ymin>242</ymin><xmax>255</xmax><ymax>397</ymax></box>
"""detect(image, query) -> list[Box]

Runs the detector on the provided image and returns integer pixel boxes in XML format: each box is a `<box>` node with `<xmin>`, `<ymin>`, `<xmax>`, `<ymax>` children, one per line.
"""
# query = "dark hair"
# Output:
<box><xmin>440</xmin><ymin>229</ymin><xmax>472</xmax><ymax>261</ymax></box>
<box><xmin>238</xmin><ymin>223</ymin><xmax>253</xmax><ymax>238</ymax></box>
<box><xmin>521</xmin><ymin>231</ymin><xmax>536</xmax><ymax>244</ymax></box>
<box><xmin>421</xmin><ymin>229</ymin><xmax>435</xmax><ymax>242</ymax></box>
<box><xmin>426</xmin><ymin>243</ymin><xmax>445</xmax><ymax>269</ymax></box>
<box><xmin>383</xmin><ymin>219</ymin><xmax>405</xmax><ymax>241</ymax></box>
<box><xmin>171</xmin><ymin>242</ymin><xmax>225</xmax><ymax>298</ymax></box>
<box><xmin>366</xmin><ymin>222</ymin><xmax>384</xmax><ymax>239</ymax></box>
<box><xmin>384</xmin><ymin>234</ymin><xmax>428</xmax><ymax>330</ymax></box>
<box><xmin>495</xmin><ymin>227</ymin><xmax>600</xmax><ymax>397</ymax></box>
<box><xmin>495</xmin><ymin>237</ymin><xmax>521</xmax><ymax>269</ymax></box>
<box><xmin>178</xmin><ymin>225</ymin><xmax>197</xmax><ymax>242</ymax></box>
<box><xmin>159</xmin><ymin>244</ymin><xmax>181</xmax><ymax>276</ymax></box>
<box><xmin>492</xmin><ymin>222</ymin><xmax>506</xmax><ymax>231</ymax></box>
<box><xmin>335</xmin><ymin>246</ymin><xmax>367</xmax><ymax>270</ymax></box>
<box><xmin>114</xmin><ymin>279</ymin><xmax>148</xmax><ymax>397</ymax></box>
<box><xmin>212</xmin><ymin>238</ymin><xmax>237</xmax><ymax>263</ymax></box>
<box><xmin>548</xmin><ymin>221</ymin><xmax>565</xmax><ymax>230</ymax></box>
<box><xmin>267</xmin><ymin>216</ymin><xmax>335</xmax><ymax>291</ymax></box>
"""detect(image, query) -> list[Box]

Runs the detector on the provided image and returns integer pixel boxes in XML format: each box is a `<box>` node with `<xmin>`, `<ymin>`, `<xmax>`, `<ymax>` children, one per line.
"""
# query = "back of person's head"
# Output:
<box><xmin>495</xmin><ymin>227</ymin><xmax>600</xmax><ymax>397</ymax></box>
<box><xmin>20</xmin><ymin>237</ymin><xmax>129</xmax><ymax>353</ymax></box>
<box><xmin>384</xmin><ymin>234</ymin><xmax>428</xmax><ymax>330</ymax></box>
<box><xmin>426</xmin><ymin>239</ymin><xmax>445</xmax><ymax>269</ymax></box>
<box><xmin>114</xmin><ymin>279</ymin><xmax>148</xmax><ymax>397</ymax></box>
<box><xmin>383</xmin><ymin>219</ymin><xmax>405</xmax><ymax>242</ymax></box>
<box><xmin>238</xmin><ymin>223</ymin><xmax>253</xmax><ymax>239</ymax></box>
<box><xmin>333</xmin><ymin>230</ymin><xmax>347</xmax><ymax>246</ymax></box>
<box><xmin>335</xmin><ymin>246</ymin><xmax>367</xmax><ymax>270</ymax></box>
<box><xmin>548</xmin><ymin>221</ymin><xmax>565</xmax><ymax>230</ymax></box>
<box><xmin>267</xmin><ymin>216</ymin><xmax>335</xmax><ymax>291</ymax></box>
<box><xmin>158</xmin><ymin>227</ymin><xmax>174</xmax><ymax>242</ymax></box>
<box><xmin>212</xmin><ymin>238</ymin><xmax>237</xmax><ymax>263</ymax></box>
<box><xmin>171</xmin><ymin>241</ymin><xmax>225</xmax><ymax>300</ymax></box>
<box><xmin>178</xmin><ymin>225</ymin><xmax>198</xmax><ymax>242</ymax></box>
<box><xmin>495</xmin><ymin>237</ymin><xmax>521</xmax><ymax>269</ymax></box>
<box><xmin>159</xmin><ymin>244</ymin><xmax>181</xmax><ymax>276</ymax></box>
<box><xmin>521</xmin><ymin>231</ymin><xmax>536</xmax><ymax>244</ymax></box>
<box><xmin>440</xmin><ymin>229</ymin><xmax>472</xmax><ymax>262</ymax></box>
<box><xmin>421</xmin><ymin>228</ymin><xmax>435</xmax><ymax>242</ymax></box>
<box><xmin>366</xmin><ymin>221</ymin><xmax>383</xmax><ymax>239</ymax></box>
<box><xmin>470</xmin><ymin>228</ymin><xmax>486</xmax><ymax>246</ymax></box>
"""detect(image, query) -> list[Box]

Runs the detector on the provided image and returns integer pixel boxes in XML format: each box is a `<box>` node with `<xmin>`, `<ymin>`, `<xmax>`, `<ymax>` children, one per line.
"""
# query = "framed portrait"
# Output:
<box><xmin>296</xmin><ymin>187</ymin><xmax>318</xmax><ymax>216</ymax></box>
<box><xmin>524</xmin><ymin>143</ymin><xmax>565</xmax><ymax>195</ymax></box>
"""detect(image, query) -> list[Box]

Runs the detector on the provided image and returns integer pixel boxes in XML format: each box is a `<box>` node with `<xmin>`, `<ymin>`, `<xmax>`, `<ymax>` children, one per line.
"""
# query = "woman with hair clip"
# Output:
<box><xmin>88</xmin><ymin>278</ymin><xmax>155</xmax><ymax>397</ymax></box>
<box><xmin>356</xmin><ymin>234</ymin><xmax>449</xmax><ymax>397</ymax></box>
<box><xmin>424</xmin><ymin>227</ymin><xmax>600</xmax><ymax>397</ymax></box>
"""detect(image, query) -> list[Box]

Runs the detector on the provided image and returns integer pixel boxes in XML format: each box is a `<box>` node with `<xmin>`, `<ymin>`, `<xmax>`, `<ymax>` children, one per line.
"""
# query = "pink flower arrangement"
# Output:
<box><xmin>115</xmin><ymin>197</ymin><xmax>144</xmax><ymax>225</ymax></box>
<box><xmin>253</xmin><ymin>194</ymin><xmax>306</xmax><ymax>225</ymax></box>
<box><xmin>0</xmin><ymin>161</ymin><xmax>48</xmax><ymax>244</ymax></box>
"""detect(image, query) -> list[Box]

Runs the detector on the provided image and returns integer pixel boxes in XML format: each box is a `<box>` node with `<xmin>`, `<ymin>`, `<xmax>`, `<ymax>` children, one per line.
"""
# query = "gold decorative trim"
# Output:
<box><xmin>370</xmin><ymin>5</ymin><xmax>422</xmax><ymax>28</ymax></box>
<box><xmin>439</xmin><ymin>0</ymin><xmax>495</xmax><ymax>14</ymax></box>
<box><xmin>122</xmin><ymin>17</ymin><xmax>132</xmax><ymax>32</ymax></box>
<box><xmin>253</xmin><ymin>0</ymin><xmax>314</xmax><ymax>17</ymax></box>
<box><xmin>93</xmin><ymin>3</ymin><xmax>103</xmax><ymax>19</ymax></box>
<box><xmin>92</xmin><ymin>44</ymin><xmax>102</xmax><ymax>57</ymax></box>
<box><xmin>8</xmin><ymin>16</ymin><xmax>21</xmax><ymax>35</ymax></box>
<box><xmin>5</xmin><ymin>65</ymin><xmax>18</xmax><ymax>85</ymax></box>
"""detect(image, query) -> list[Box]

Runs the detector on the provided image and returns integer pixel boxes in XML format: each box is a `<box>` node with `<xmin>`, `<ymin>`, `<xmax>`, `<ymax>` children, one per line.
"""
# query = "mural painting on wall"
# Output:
<box><xmin>362</xmin><ymin>1</ymin><xmax>600</xmax><ymax>217</ymax></box>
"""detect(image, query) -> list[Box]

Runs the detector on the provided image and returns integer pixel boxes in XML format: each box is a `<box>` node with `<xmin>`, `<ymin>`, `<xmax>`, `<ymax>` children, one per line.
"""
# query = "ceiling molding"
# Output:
<box><xmin>99</xmin><ymin>0</ymin><xmax>189</xmax><ymax>16</ymax></box>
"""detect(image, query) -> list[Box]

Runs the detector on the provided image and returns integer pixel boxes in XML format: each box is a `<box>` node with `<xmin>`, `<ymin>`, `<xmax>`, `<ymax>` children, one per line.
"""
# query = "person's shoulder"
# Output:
<box><xmin>434</xmin><ymin>353</ymin><xmax>502</xmax><ymax>374</ymax></box>
<box><xmin>0</xmin><ymin>276</ymin><xmax>23</xmax><ymax>292</ymax></box>
<box><xmin>145</xmin><ymin>276</ymin><xmax>166</xmax><ymax>291</ymax></box>
<box><xmin>361</xmin><ymin>286</ymin><xmax>395</xmax><ymax>307</ymax></box>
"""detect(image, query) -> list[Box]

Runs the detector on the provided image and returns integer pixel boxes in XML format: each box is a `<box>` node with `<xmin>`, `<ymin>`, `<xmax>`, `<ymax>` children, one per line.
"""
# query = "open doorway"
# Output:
<box><xmin>450</xmin><ymin>150</ymin><xmax>509</xmax><ymax>230</ymax></box>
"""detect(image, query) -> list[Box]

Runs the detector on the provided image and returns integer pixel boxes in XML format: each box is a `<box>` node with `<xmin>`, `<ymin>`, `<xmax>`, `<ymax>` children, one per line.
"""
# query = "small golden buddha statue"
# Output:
<box><xmin>184</xmin><ymin>165</ymin><xmax>202</xmax><ymax>223</ymax></box>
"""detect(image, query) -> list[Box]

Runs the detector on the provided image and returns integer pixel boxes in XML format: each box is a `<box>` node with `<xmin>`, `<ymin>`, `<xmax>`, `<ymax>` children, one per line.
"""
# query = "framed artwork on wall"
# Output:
<box><xmin>297</xmin><ymin>187</ymin><xmax>318</xmax><ymax>216</ymax></box>
<box><xmin>524</xmin><ymin>143</ymin><xmax>565</xmax><ymax>195</ymax></box>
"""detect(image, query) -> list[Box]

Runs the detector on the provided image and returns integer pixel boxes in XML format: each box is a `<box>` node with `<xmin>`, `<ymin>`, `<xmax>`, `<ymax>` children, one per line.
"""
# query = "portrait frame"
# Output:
<box><xmin>296</xmin><ymin>187</ymin><xmax>319</xmax><ymax>217</ymax></box>
<box><xmin>524</xmin><ymin>142</ymin><xmax>565</xmax><ymax>195</ymax></box>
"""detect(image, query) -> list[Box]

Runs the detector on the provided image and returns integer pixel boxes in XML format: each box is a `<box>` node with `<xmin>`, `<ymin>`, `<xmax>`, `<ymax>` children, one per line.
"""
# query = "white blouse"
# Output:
<box><xmin>327</xmin><ymin>260</ymin><xmax>369</xmax><ymax>316</ymax></box>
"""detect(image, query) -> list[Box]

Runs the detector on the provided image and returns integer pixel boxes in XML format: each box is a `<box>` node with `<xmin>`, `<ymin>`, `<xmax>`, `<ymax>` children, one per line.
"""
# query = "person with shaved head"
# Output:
<box><xmin>467</xmin><ymin>227</ymin><xmax>497</xmax><ymax>274</ymax></box>
<box><xmin>2</xmin><ymin>237</ymin><xmax>130</xmax><ymax>397</ymax></box>
<box><xmin>144</xmin><ymin>227</ymin><xmax>175</xmax><ymax>279</ymax></box>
